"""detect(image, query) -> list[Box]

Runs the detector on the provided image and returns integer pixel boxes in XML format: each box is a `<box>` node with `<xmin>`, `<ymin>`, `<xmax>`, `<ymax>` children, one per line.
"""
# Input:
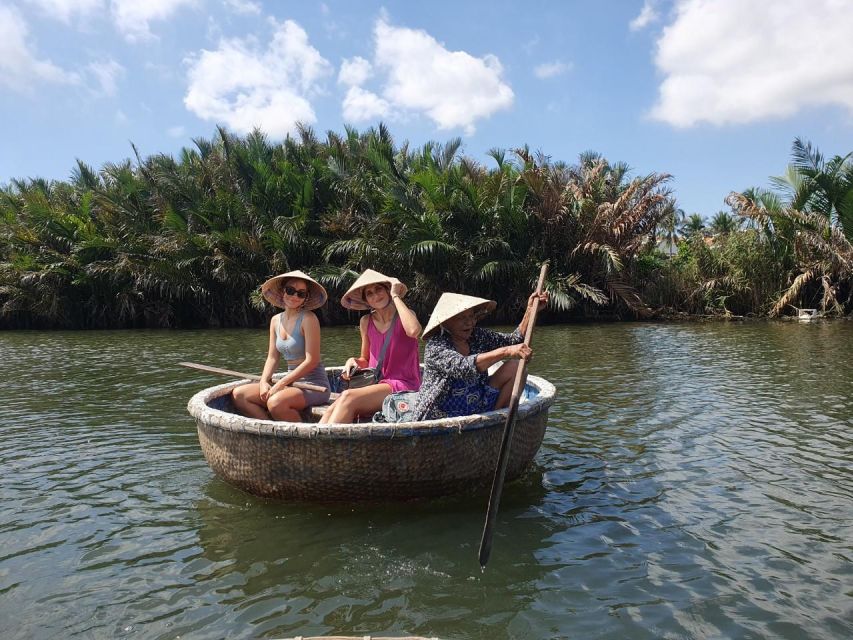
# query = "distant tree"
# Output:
<box><xmin>657</xmin><ymin>197</ymin><xmax>685</xmax><ymax>245</ymax></box>
<box><xmin>709</xmin><ymin>211</ymin><xmax>740</xmax><ymax>235</ymax></box>
<box><xmin>680</xmin><ymin>213</ymin><xmax>706</xmax><ymax>236</ymax></box>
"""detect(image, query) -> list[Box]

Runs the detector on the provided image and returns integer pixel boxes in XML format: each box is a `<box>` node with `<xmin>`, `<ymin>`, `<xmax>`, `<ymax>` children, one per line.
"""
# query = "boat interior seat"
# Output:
<box><xmin>299</xmin><ymin>392</ymin><xmax>341</xmax><ymax>422</ymax></box>
<box><xmin>299</xmin><ymin>393</ymin><xmax>381</xmax><ymax>423</ymax></box>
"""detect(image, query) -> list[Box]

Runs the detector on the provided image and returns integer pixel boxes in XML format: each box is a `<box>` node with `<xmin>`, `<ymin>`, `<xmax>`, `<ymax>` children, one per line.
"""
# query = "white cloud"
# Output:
<box><xmin>184</xmin><ymin>19</ymin><xmax>332</xmax><ymax>137</ymax></box>
<box><xmin>222</xmin><ymin>0</ymin><xmax>260</xmax><ymax>15</ymax></box>
<box><xmin>0</xmin><ymin>4</ymin><xmax>79</xmax><ymax>93</ymax></box>
<box><xmin>168</xmin><ymin>125</ymin><xmax>186</xmax><ymax>137</ymax></box>
<box><xmin>533</xmin><ymin>61</ymin><xmax>571</xmax><ymax>79</ymax></box>
<box><xmin>371</xmin><ymin>17</ymin><xmax>513</xmax><ymax>134</ymax></box>
<box><xmin>87</xmin><ymin>59</ymin><xmax>124</xmax><ymax>96</ymax></box>
<box><xmin>320</xmin><ymin>6</ymin><xmax>345</xmax><ymax>40</ymax></box>
<box><xmin>206</xmin><ymin>15</ymin><xmax>223</xmax><ymax>40</ymax></box>
<box><xmin>25</xmin><ymin>0</ymin><xmax>103</xmax><ymax>23</ymax></box>
<box><xmin>338</xmin><ymin>56</ymin><xmax>372</xmax><ymax>86</ymax></box>
<box><xmin>342</xmin><ymin>86</ymin><xmax>390</xmax><ymax>122</ymax></box>
<box><xmin>650</xmin><ymin>0</ymin><xmax>853</xmax><ymax>127</ymax></box>
<box><xmin>111</xmin><ymin>0</ymin><xmax>196</xmax><ymax>42</ymax></box>
<box><xmin>26</xmin><ymin>0</ymin><xmax>196</xmax><ymax>40</ymax></box>
<box><xmin>630</xmin><ymin>0</ymin><xmax>658</xmax><ymax>31</ymax></box>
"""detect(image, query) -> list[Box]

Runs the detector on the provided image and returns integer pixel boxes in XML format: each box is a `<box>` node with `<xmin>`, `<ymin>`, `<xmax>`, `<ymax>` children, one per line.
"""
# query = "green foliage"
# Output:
<box><xmin>635</xmin><ymin>250</ymin><xmax>667</xmax><ymax>278</ymax></box>
<box><xmin>680</xmin><ymin>213</ymin><xmax>706</xmax><ymax>237</ymax></box>
<box><xmin>774</xmin><ymin>137</ymin><xmax>853</xmax><ymax>240</ymax></box>
<box><xmin>710</xmin><ymin>211</ymin><xmax>740</xmax><ymax>235</ymax></box>
<box><xmin>727</xmin><ymin>192</ymin><xmax>853</xmax><ymax>316</ymax></box>
<box><xmin>2</xmin><ymin>129</ymin><xmax>850</xmax><ymax>328</ymax></box>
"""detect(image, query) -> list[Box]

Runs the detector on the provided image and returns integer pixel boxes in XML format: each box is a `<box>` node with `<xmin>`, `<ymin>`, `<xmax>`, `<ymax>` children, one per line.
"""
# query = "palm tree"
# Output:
<box><xmin>709</xmin><ymin>211</ymin><xmax>740</xmax><ymax>235</ymax></box>
<box><xmin>680</xmin><ymin>213</ymin><xmax>706</xmax><ymax>237</ymax></box>
<box><xmin>773</xmin><ymin>138</ymin><xmax>853</xmax><ymax>240</ymax></box>
<box><xmin>16</xmin><ymin>124</ymin><xmax>842</xmax><ymax>326</ymax></box>
<box><xmin>540</xmin><ymin>150</ymin><xmax>673</xmax><ymax>317</ymax></box>
<box><xmin>727</xmin><ymin>191</ymin><xmax>853</xmax><ymax>316</ymax></box>
<box><xmin>656</xmin><ymin>198</ymin><xmax>685</xmax><ymax>255</ymax></box>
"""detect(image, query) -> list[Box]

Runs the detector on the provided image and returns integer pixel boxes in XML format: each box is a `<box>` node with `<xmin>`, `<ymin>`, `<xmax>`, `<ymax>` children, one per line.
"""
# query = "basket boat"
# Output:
<box><xmin>187</xmin><ymin>368</ymin><xmax>556</xmax><ymax>501</ymax></box>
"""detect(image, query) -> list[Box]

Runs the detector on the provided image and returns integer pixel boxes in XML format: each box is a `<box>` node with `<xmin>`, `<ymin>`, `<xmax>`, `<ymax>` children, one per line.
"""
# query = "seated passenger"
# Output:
<box><xmin>232</xmin><ymin>270</ymin><xmax>331</xmax><ymax>421</ymax></box>
<box><xmin>319</xmin><ymin>269</ymin><xmax>421</xmax><ymax>424</ymax></box>
<box><xmin>410</xmin><ymin>291</ymin><xmax>548</xmax><ymax>421</ymax></box>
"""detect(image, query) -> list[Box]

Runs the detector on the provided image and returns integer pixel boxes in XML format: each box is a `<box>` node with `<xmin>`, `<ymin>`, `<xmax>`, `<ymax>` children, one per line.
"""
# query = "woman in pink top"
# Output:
<box><xmin>319</xmin><ymin>269</ymin><xmax>421</xmax><ymax>424</ymax></box>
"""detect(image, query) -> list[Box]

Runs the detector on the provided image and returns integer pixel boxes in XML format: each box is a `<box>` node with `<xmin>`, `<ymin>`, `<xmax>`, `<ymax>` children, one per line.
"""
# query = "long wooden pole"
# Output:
<box><xmin>177</xmin><ymin>362</ymin><xmax>328</xmax><ymax>393</ymax></box>
<box><xmin>478</xmin><ymin>262</ymin><xmax>549</xmax><ymax>567</ymax></box>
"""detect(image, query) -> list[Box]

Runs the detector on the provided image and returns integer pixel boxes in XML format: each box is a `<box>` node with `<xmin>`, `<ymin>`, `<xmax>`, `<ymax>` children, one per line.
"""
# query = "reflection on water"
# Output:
<box><xmin>1</xmin><ymin>322</ymin><xmax>852</xmax><ymax>639</ymax></box>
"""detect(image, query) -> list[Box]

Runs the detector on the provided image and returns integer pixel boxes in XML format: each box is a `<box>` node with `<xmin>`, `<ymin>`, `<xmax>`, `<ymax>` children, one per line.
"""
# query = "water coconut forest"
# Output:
<box><xmin>1</xmin><ymin>125</ymin><xmax>851</xmax><ymax>329</ymax></box>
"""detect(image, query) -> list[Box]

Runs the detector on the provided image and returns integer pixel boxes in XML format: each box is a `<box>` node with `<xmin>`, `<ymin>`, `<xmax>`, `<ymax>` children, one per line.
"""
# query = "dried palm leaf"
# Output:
<box><xmin>770</xmin><ymin>270</ymin><xmax>815</xmax><ymax>317</ymax></box>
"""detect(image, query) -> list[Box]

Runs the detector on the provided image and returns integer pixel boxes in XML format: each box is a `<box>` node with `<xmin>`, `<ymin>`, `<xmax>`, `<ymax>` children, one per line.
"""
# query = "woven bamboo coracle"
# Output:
<box><xmin>187</xmin><ymin>368</ymin><xmax>555</xmax><ymax>501</ymax></box>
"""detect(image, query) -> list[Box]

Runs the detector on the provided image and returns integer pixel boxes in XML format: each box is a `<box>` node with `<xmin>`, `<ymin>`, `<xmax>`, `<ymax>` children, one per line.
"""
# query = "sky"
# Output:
<box><xmin>2</xmin><ymin>0</ymin><xmax>852</xmax><ymax>218</ymax></box>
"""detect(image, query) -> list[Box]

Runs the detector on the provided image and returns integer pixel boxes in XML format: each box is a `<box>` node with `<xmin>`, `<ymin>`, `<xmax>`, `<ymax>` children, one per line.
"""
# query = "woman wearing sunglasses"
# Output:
<box><xmin>232</xmin><ymin>270</ymin><xmax>331</xmax><ymax>421</ymax></box>
<box><xmin>410</xmin><ymin>290</ymin><xmax>548</xmax><ymax>422</ymax></box>
<box><xmin>319</xmin><ymin>269</ymin><xmax>421</xmax><ymax>424</ymax></box>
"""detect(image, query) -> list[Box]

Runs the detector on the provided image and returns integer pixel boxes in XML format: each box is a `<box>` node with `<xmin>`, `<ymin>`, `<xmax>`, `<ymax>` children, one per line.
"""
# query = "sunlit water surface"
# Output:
<box><xmin>1</xmin><ymin>322</ymin><xmax>851</xmax><ymax>639</ymax></box>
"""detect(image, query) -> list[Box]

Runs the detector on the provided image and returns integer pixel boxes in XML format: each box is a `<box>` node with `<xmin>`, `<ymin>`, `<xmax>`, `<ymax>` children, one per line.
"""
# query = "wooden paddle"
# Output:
<box><xmin>478</xmin><ymin>262</ymin><xmax>549</xmax><ymax>567</ymax></box>
<box><xmin>177</xmin><ymin>361</ymin><xmax>328</xmax><ymax>393</ymax></box>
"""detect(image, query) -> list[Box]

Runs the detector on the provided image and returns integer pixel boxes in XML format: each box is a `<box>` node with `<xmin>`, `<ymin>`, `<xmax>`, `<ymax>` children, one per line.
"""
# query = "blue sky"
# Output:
<box><xmin>2</xmin><ymin>0</ymin><xmax>852</xmax><ymax>218</ymax></box>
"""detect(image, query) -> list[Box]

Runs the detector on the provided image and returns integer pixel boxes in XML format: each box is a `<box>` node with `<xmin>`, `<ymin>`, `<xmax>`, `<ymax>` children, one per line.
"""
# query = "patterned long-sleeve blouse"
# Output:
<box><xmin>411</xmin><ymin>326</ymin><xmax>524</xmax><ymax>421</ymax></box>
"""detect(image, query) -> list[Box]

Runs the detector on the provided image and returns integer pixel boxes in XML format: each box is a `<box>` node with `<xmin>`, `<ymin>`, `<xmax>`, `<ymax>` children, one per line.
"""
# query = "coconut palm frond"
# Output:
<box><xmin>567</xmin><ymin>281</ymin><xmax>607</xmax><ymax>306</ymax></box>
<box><xmin>469</xmin><ymin>259</ymin><xmax>524</xmax><ymax>284</ymax></box>
<box><xmin>770</xmin><ymin>270</ymin><xmax>815</xmax><ymax>317</ymax></box>
<box><xmin>577</xmin><ymin>242</ymin><xmax>623</xmax><ymax>274</ymax></box>
<box><xmin>606</xmin><ymin>278</ymin><xmax>652</xmax><ymax>317</ymax></box>
<box><xmin>543</xmin><ymin>283</ymin><xmax>577</xmax><ymax>312</ymax></box>
<box><xmin>820</xmin><ymin>275</ymin><xmax>843</xmax><ymax>315</ymax></box>
<box><xmin>311</xmin><ymin>264</ymin><xmax>361</xmax><ymax>294</ymax></box>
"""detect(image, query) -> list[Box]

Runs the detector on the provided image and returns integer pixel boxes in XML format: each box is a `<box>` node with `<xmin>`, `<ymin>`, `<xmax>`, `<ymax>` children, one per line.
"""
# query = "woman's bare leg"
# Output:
<box><xmin>232</xmin><ymin>383</ymin><xmax>271</xmax><ymax>420</ymax></box>
<box><xmin>267</xmin><ymin>387</ymin><xmax>308</xmax><ymax>422</ymax></box>
<box><xmin>321</xmin><ymin>384</ymin><xmax>392</xmax><ymax>424</ymax></box>
<box><xmin>488</xmin><ymin>360</ymin><xmax>521</xmax><ymax>409</ymax></box>
<box><xmin>318</xmin><ymin>399</ymin><xmax>335</xmax><ymax>424</ymax></box>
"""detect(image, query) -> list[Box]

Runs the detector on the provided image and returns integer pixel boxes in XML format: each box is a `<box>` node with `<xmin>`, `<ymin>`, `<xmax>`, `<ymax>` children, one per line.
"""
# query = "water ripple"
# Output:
<box><xmin>1</xmin><ymin>324</ymin><xmax>852</xmax><ymax>639</ymax></box>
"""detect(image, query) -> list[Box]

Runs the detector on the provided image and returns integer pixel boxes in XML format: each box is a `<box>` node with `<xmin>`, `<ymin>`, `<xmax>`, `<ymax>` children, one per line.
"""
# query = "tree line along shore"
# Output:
<box><xmin>1</xmin><ymin>125</ymin><xmax>851</xmax><ymax>330</ymax></box>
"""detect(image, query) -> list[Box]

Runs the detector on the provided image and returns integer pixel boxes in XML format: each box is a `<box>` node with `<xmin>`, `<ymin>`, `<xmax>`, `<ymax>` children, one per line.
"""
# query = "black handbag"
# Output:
<box><xmin>345</xmin><ymin>367</ymin><xmax>379</xmax><ymax>389</ymax></box>
<box><xmin>342</xmin><ymin>312</ymin><xmax>397</xmax><ymax>390</ymax></box>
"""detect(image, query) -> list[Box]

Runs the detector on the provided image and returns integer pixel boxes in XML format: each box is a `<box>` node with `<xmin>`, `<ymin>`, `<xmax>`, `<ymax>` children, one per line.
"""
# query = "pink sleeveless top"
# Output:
<box><xmin>367</xmin><ymin>315</ymin><xmax>421</xmax><ymax>393</ymax></box>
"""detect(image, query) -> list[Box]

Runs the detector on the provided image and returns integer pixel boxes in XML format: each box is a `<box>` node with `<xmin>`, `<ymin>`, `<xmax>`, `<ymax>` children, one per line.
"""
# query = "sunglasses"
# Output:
<box><xmin>283</xmin><ymin>285</ymin><xmax>309</xmax><ymax>299</ymax></box>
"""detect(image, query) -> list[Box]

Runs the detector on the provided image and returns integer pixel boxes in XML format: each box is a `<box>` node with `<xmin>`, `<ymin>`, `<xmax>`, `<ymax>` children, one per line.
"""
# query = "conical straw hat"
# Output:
<box><xmin>261</xmin><ymin>270</ymin><xmax>328</xmax><ymax>310</ymax></box>
<box><xmin>341</xmin><ymin>269</ymin><xmax>408</xmax><ymax>310</ymax></box>
<box><xmin>421</xmin><ymin>292</ymin><xmax>497</xmax><ymax>339</ymax></box>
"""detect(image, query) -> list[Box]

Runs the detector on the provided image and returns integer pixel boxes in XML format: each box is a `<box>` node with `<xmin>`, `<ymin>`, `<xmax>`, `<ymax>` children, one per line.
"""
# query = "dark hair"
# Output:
<box><xmin>282</xmin><ymin>278</ymin><xmax>310</xmax><ymax>306</ymax></box>
<box><xmin>282</xmin><ymin>277</ymin><xmax>307</xmax><ymax>289</ymax></box>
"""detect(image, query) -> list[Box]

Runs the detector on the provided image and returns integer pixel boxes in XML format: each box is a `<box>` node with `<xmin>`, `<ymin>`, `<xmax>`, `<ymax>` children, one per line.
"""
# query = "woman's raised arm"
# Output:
<box><xmin>390</xmin><ymin>281</ymin><xmax>422</xmax><ymax>338</ymax></box>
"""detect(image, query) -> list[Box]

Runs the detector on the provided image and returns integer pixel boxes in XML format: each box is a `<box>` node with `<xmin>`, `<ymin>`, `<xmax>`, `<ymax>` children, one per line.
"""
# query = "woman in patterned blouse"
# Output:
<box><xmin>410</xmin><ymin>291</ymin><xmax>548</xmax><ymax>421</ymax></box>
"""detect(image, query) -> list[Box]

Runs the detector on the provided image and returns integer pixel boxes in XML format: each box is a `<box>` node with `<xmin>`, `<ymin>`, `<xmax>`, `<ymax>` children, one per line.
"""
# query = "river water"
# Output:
<box><xmin>1</xmin><ymin>322</ymin><xmax>851</xmax><ymax>639</ymax></box>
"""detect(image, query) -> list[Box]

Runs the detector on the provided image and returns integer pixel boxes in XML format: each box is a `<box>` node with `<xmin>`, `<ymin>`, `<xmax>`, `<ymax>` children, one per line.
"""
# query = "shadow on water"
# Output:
<box><xmin>185</xmin><ymin>468</ymin><xmax>558</xmax><ymax>639</ymax></box>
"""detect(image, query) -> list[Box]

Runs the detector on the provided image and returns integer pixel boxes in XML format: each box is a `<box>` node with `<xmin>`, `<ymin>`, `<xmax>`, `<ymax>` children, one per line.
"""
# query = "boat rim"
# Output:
<box><xmin>187</xmin><ymin>373</ymin><xmax>556</xmax><ymax>440</ymax></box>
